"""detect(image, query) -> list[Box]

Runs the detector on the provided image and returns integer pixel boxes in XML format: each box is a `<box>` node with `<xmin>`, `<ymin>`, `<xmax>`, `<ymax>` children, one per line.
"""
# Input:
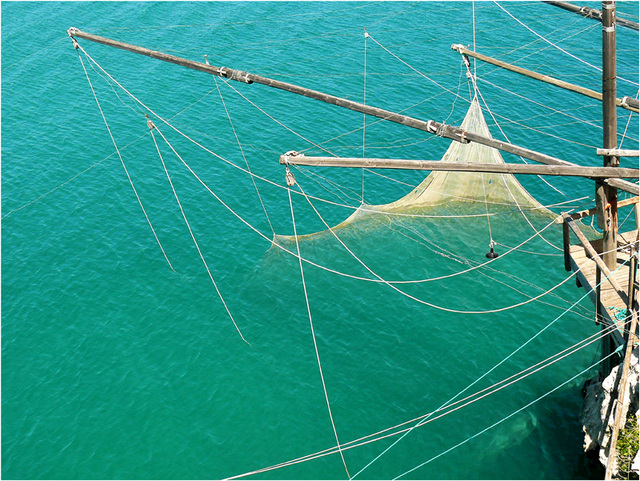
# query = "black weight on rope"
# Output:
<box><xmin>485</xmin><ymin>245</ymin><xmax>499</xmax><ymax>259</ymax></box>
<box><xmin>485</xmin><ymin>240</ymin><xmax>499</xmax><ymax>259</ymax></box>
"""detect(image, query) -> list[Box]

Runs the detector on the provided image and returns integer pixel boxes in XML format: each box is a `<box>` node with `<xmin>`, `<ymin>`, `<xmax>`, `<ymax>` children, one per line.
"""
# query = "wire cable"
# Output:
<box><xmin>150</xmin><ymin>124</ymin><xmax>251</xmax><ymax>345</ymax></box>
<box><xmin>74</xmin><ymin>46</ymin><xmax>176</xmax><ymax>272</ymax></box>
<box><xmin>288</xmin><ymin>186</ymin><xmax>351</xmax><ymax>478</ymax></box>
<box><xmin>493</xmin><ymin>1</ymin><xmax>639</xmax><ymax>87</ymax></box>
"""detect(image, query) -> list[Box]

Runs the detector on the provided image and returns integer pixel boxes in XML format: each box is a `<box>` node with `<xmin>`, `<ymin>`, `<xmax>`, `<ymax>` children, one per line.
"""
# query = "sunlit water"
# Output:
<box><xmin>2</xmin><ymin>2</ymin><xmax>639</xmax><ymax>479</ymax></box>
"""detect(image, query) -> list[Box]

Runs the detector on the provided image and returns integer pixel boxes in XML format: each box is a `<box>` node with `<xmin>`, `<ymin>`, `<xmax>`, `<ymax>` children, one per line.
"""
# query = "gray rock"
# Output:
<box><xmin>580</xmin><ymin>346</ymin><xmax>639</xmax><ymax>476</ymax></box>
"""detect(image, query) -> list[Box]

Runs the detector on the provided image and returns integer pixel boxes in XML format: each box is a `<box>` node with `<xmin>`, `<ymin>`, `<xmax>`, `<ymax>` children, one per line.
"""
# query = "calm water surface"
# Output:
<box><xmin>2</xmin><ymin>2</ymin><xmax>639</xmax><ymax>479</ymax></box>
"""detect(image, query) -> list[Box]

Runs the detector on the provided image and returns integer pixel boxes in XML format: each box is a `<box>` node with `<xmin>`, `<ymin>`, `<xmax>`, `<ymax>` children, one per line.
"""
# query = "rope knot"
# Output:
<box><xmin>145</xmin><ymin>114</ymin><xmax>155</xmax><ymax>130</ymax></box>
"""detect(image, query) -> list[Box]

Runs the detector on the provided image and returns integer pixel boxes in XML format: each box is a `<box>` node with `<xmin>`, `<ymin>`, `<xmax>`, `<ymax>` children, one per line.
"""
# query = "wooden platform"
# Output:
<box><xmin>568</xmin><ymin>229</ymin><xmax>638</xmax><ymax>345</ymax></box>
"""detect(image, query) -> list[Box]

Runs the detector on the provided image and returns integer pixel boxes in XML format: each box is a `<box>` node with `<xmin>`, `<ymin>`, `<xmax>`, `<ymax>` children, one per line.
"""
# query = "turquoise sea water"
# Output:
<box><xmin>2</xmin><ymin>2</ymin><xmax>639</xmax><ymax>479</ymax></box>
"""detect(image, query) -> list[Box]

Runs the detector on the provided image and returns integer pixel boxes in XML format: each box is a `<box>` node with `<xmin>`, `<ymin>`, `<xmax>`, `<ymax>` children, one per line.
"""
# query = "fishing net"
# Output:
<box><xmin>278</xmin><ymin>96</ymin><xmax>554</xmax><ymax>241</ymax></box>
<box><xmin>372</xmin><ymin>97</ymin><xmax>549</xmax><ymax>213</ymax></box>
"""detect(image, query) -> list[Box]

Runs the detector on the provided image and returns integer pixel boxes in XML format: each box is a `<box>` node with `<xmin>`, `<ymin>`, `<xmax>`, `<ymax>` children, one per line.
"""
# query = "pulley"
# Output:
<box><xmin>285</xmin><ymin>166</ymin><xmax>296</xmax><ymax>187</ymax></box>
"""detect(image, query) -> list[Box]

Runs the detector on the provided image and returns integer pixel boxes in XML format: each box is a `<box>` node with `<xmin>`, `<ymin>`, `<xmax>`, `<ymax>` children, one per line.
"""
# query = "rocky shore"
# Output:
<box><xmin>581</xmin><ymin>346</ymin><xmax>639</xmax><ymax>478</ymax></box>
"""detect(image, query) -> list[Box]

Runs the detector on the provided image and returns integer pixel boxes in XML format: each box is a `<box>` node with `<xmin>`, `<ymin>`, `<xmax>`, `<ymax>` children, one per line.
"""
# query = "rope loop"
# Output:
<box><xmin>283</xmin><ymin>150</ymin><xmax>300</xmax><ymax>165</ymax></box>
<box><xmin>67</xmin><ymin>28</ymin><xmax>81</xmax><ymax>50</ymax></box>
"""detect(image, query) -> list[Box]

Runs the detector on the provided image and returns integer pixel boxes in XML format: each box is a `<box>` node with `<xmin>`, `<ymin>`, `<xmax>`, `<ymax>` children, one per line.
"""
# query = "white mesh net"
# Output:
<box><xmin>277</xmin><ymin>96</ymin><xmax>553</xmax><ymax>242</ymax></box>
<box><xmin>373</xmin><ymin>97</ymin><xmax>548</xmax><ymax>212</ymax></box>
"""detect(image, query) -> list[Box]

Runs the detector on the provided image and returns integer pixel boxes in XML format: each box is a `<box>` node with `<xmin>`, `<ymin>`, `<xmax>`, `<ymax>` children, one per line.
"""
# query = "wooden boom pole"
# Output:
<box><xmin>451</xmin><ymin>44</ymin><xmax>639</xmax><ymax>113</ymax></box>
<box><xmin>68</xmin><ymin>27</ymin><xmax>637</xmax><ymax>194</ymax></box>
<box><xmin>68</xmin><ymin>27</ymin><xmax>577</xmax><ymax>169</ymax></box>
<box><xmin>542</xmin><ymin>1</ymin><xmax>639</xmax><ymax>31</ymax></box>
<box><xmin>278</xmin><ymin>153</ymin><xmax>639</xmax><ymax>179</ymax></box>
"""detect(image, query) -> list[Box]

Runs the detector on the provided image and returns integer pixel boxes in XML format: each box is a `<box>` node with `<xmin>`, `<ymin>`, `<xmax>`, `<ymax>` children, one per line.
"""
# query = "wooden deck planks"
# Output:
<box><xmin>568</xmin><ymin>229</ymin><xmax>638</xmax><ymax>345</ymax></box>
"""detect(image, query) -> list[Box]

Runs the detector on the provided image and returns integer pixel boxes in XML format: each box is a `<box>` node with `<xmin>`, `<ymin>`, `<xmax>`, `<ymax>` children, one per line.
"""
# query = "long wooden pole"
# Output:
<box><xmin>451</xmin><ymin>44</ymin><xmax>639</xmax><ymax>113</ymax></box>
<box><xmin>68</xmin><ymin>27</ymin><xmax>636</xmax><ymax>192</ymax></box>
<box><xmin>599</xmin><ymin>1</ymin><xmax>619</xmax><ymax>270</ymax></box>
<box><xmin>68</xmin><ymin>27</ymin><xmax>580</xmax><ymax>169</ymax></box>
<box><xmin>542</xmin><ymin>1</ymin><xmax>639</xmax><ymax>31</ymax></box>
<box><xmin>278</xmin><ymin>153</ymin><xmax>639</xmax><ymax>178</ymax></box>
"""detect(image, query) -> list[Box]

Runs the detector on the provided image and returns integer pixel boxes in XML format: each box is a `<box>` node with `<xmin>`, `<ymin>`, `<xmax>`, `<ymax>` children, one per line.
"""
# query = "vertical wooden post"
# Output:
<box><xmin>563</xmin><ymin>217</ymin><xmax>571</xmax><ymax>271</ymax></box>
<box><xmin>598</xmin><ymin>0</ymin><xmax>619</xmax><ymax>271</ymax></box>
<box><xmin>627</xmin><ymin>254</ymin><xmax>638</xmax><ymax>321</ymax></box>
<box><xmin>595</xmin><ymin>265</ymin><xmax>611</xmax><ymax>379</ymax></box>
<box><xmin>596</xmin><ymin>265</ymin><xmax>603</xmax><ymax>325</ymax></box>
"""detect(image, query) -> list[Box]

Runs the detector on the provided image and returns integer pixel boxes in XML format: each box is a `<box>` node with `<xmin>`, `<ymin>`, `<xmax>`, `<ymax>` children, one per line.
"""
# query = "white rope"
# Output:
<box><xmin>361</xmin><ymin>30</ymin><xmax>368</xmax><ymax>204</ymax></box>
<box><xmin>298</xmin><ymin>90</ymin><xmax>448</xmax><ymax>155</ymax></box>
<box><xmin>366</xmin><ymin>33</ymin><xmax>470</xmax><ymax>102</ymax></box>
<box><xmin>213</xmin><ymin>76</ymin><xmax>275</xmax><ymax>236</ymax></box>
<box><xmin>367</xmin><ymin>31</ymin><xmax>606</xmax><ymax>152</ymax></box>
<box><xmin>465</xmin><ymin>47</ymin><xmax>566</xmax><ymax>203</ymax></box>
<box><xmin>2</xmin><ymin>150</ymin><xmax>114</xmax><ymax>220</ymax></box>
<box><xmin>74</xmin><ymin>43</ymin><xmax>601</xmax><ymax>289</ymax></box>
<box><xmin>76</xmin><ymin>44</ymin><xmax>313</xmax><ymax>198</ymax></box>
<box><xmin>351</xmin><ymin>249</ymin><xmax>627</xmax><ymax>479</ymax></box>
<box><xmin>294</xmin><ymin>166</ymin><xmax>366</xmax><ymax>207</ymax></box>
<box><xmin>297</xmin><ymin>181</ymin><xmax>581</xmax><ymax>314</ymax></box>
<box><xmin>2</xmin><ymin>81</ymin><xmax>234</xmax><ymax>221</ymax></box>
<box><xmin>227</xmin><ymin>299</ymin><xmax>626</xmax><ymax>479</ymax></box>
<box><xmin>288</xmin><ymin>187</ymin><xmax>351</xmax><ymax>479</ymax></box>
<box><xmin>393</xmin><ymin>345</ymin><xmax>623</xmax><ymax>479</ymax></box>
<box><xmin>75</xmin><ymin>49</ymin><xmax>176</xmax><ymax>272</ymax></box>
<box><xmin>150</xmin><ymin>125</ymin><xmax>251</xmax><ymax>346</ymax></box>
<box><xmin>77</xmin><ymin>39</ymin><xmax>583</xmax><ymax>237</ymax></box>
<box><xmin>494</xmin><ymin>1</ymin><xmax>640</xmax><ymax>87</ymax></box>
<box><xmin>219</xmin><ymin>77</ymin><xmax>338</xmax><ymax>157</ymax></box>
<box><xmin>477</xmin><ymin>20</ymin><xmax>600</xmax><ymax>82</ymax></box>
<box><xmin>472</xmin><ymin>0</ymin><xmax>477</xmax><ymax>77</ymax></box>
<box><xmin>444</xmin><ymin>61</ymin><xmax>468</xmax><ymax>125</ymax></box>
<box><xmin>77</xmin><ymin>69</ymin><xmax>510</xmax><ymax>292</ymax></box>
<box><xmin>476</xmin><ymin>77</ymin><xmax>639</xmax><ymax>144</ymax></box>
<box><xmin>3</xmin><ymin>36</ymin><xmax>67</xmax><ymax>72</ymax></box>
<box><xmin>381</xmin><ymin>215</ymin><xmax>594</xmax><ymax>321</ymax></box>
<box><xmin>74</xmin><ymin>43</ymin><xmax>380</xmax><ymax>235</ymax></box>
<box><xmin>619</xmin><ymin>90</ymin><xmax>640</xmax><ymax>149</ymax></box>
<box><xmin>284</xmin><ymin>192</ymin><xmax>566</xmax><ymax>284</ymax></box>
<box><xmin>480</xmin><ymin>171</ymin><xmax>495</xmax><ymax>249</ymax></box>
<box><xmin>476</xmin><ymin>87</ymin><xmax>564</xmax><ymax>251</ymax></box>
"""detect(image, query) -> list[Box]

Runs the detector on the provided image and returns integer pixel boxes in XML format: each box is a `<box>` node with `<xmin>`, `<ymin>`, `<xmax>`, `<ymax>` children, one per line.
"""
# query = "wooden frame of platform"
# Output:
<box><xmin>562</xmin><ymin>210</ymin><xmax>638</xmax><ymax>347</ymax></box>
